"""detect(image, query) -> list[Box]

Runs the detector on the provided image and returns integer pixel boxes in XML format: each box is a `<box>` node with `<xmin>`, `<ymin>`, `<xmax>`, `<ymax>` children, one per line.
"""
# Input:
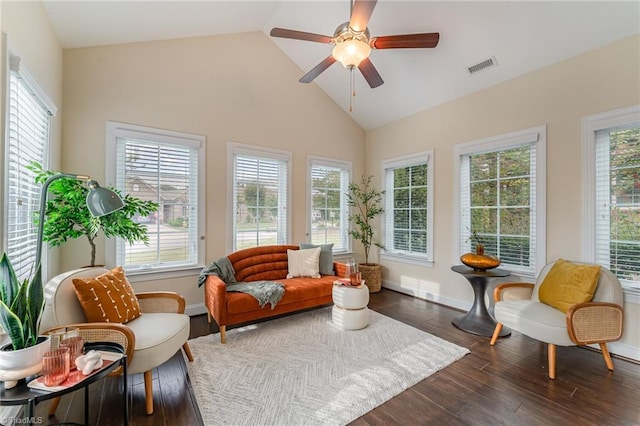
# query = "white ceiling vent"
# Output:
<box><xmin>467</xmin><ymin>56</ymin><xmax>498</xmax><ymax>75</ymax></box>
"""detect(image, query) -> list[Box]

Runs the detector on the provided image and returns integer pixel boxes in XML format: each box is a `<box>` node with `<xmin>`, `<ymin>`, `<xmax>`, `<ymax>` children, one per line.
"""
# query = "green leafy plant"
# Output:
<box><xmin>0</xmin><ymin>253</ymin><xmax>44</xmax><ymax>350</ymax></box>
<box><xmin>28</xmin><ymin>162</ymin><xmax>159</xmax><ymax>267</ymax></box>
<box><xmin>346</xmin><ymin>175</ymin><xmax>385</xmax><ymax>265</ymax></box>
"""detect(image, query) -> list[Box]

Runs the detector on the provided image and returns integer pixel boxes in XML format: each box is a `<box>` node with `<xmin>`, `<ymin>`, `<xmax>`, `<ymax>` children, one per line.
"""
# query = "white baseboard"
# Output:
<box><xmin>382</xmin><ymin>280</ymin><xmax>471</xmax><ymax>312</ymax></box>
<box><xmin>186</xmin><ymin>303</ymin><xmax>207</xmax><ymax>317</ymax></box>
<box><xmin>382</xmin><ymin>280</ymin><xmax>640</xmax><ymax>362</ymax></box>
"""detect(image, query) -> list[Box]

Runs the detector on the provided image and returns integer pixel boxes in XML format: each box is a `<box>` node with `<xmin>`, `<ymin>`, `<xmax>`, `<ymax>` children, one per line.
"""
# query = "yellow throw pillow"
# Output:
<box><xmin>72</xmin><ymin>266</ymin><xmax>141</xmax><ymax>323</ymax></box>
<box><xmin>538</xmin><ymin>259</ymin><xmax>601</xmax><ymax>313</ymax></box>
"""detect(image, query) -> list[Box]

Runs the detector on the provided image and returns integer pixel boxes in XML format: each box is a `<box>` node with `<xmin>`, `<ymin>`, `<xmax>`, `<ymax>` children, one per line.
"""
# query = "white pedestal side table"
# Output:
<box><xmin>332</xmin><ymin>283</ymin><xmax>370</xmax><ymax>330</ymax></box>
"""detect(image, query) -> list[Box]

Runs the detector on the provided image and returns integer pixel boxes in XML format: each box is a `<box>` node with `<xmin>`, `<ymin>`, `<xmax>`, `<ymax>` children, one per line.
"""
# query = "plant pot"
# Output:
<box><xmin>0</xmin><ymin>335</ymin><xmax>51</xmax><ymax>388</ymax></box>
<box><xmin>359</xmin><ymin>263</ymin><xmax>383</xmax><ymax>293</ymax></box>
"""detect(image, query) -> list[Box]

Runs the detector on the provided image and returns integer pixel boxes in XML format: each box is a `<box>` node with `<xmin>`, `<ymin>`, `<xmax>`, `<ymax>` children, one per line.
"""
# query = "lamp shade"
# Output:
<box><xmin>86</xmin><ymin>181</ymin><xmax>125</xmax><ymax>217</ymax></box>
<box><xmin>332</xmin><ymin>39</ymin><xmax>371</xmax><ymax>68</ymax></box>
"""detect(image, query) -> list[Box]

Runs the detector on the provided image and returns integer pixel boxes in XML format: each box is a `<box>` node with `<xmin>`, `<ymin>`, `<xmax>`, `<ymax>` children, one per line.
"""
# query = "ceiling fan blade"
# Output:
<box><xmin>270</xmin><ymin>28</ymin><xmax>333</xmax><ymax>44</ymax></box>
<box><xmin>349</xmin><ymin>0</ymin><xmax>377</xmax><ymax>32</ymax></box>
<box><xmin>299</xmin><ymin>56</ymin><xmax>337</xmax><ymax>84</ymax></box>
<box><xmin>370</xmin><ymin>33</ymin><xmax>440</xmax><ymax>49</ymax></box>
<box><xmin>358</xmin><ymin>58</ymin><xmax>384</xmax><ymax>88</ymax></box>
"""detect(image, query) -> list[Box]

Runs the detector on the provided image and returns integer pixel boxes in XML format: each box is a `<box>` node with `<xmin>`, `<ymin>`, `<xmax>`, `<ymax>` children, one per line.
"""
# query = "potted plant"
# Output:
<box><xmin>346</xmin><ymin>175</ymin><xmax>385</xmax><ymax>292</ymax></box>
<box><xmin>28</xmin><ymin>162</ymin><xmax>159</xmax><ymax>267</ymax></box>
<box><xmin>0</xmin><ymin>253</ymin><xmax>51</xmax><ymax>387</ymax></box>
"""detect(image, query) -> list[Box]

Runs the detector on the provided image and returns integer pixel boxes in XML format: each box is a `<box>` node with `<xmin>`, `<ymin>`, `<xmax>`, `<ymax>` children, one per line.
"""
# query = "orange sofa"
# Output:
<box><xmin>204</xmin><ymin>245</ymin><xmax>346</xmax><ymax>343</ymax></box>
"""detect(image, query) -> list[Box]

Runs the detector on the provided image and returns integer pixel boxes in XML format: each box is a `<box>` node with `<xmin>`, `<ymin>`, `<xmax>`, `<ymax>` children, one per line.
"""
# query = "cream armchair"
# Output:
<box><xmin>40</xmin><ymin>267</ymin><xmax>194</xmax><ymax>415</ymax></box>
<box><xmin>490</xmin><ymin>261</ymin><xmax>624</xmax><ymax>379</ymax></box>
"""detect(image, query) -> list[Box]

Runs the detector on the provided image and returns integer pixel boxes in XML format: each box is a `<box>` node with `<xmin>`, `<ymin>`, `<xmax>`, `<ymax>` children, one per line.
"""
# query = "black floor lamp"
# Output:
<box><xmin>34</xmin><ymin>173</ymin><xmax>125</xmax><ymax>269</ymax></box>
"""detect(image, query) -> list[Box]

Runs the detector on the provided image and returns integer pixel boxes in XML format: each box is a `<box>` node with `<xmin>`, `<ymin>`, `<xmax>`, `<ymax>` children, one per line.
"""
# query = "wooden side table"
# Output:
<box><xmin>0</xmin><ymin>342</ymin><xmax>128</xmax><ymax>425</ymax></box>
<box><xmin>451</xmin><ymin>265</ymin><xmax>512</xmax><ymax>337</ymax></box>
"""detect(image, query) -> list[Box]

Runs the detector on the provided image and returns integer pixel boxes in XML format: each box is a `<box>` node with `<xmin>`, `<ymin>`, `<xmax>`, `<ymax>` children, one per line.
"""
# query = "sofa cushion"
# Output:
<box><xmin>230</xmin><ymin>245</ymin><xmax>299</xmax><ymax>282</ymax></box>
<box><xmin>538</xmin><ymin>259</ymin><xmax>601</xmax><ymax>313</ymax></box>
<box><xmin>494</xmin><ymin>300</ymin><xmax>574</xmax><ymax>346</ymax></box>
<box><xmin>72</xmin><ymin>266</ymin><xmax>141</xmax><ymax>324</ymax></box>
<box><xmin>300</xmin><ymin>243</ymin><xmax>334</xmax><ymax>275</ymax></box>
<box><xmin>227</xmin><ymin>276</ymin><xmax>335</xmax><ymax>315</ymax></box>
<box><xmin>287</xmin><ymin>247</ymin><xmax>321</xmax><ymax>278</ymax></box>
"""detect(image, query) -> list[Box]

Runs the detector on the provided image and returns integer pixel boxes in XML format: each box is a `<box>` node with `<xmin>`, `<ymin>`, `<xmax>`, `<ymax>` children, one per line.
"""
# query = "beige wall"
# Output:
<box><xmin>0</xmin><ymin>2</ymin><xmax>63</xmax><ymax>261</ymax></box>
<box><xmin>366</xmin><ymin>35</ymin><xmax>640</xmax><ymax>359</ymax></box>
<box><xmin>62</xmin><ymin>31</ymin><xmax>365</xmax><ymax>311</ymax></box>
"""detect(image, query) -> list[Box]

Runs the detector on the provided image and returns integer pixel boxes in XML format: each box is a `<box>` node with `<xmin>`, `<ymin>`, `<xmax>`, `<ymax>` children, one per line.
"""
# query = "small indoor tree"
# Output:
<box><xmin>28</xmin><ymin>162</ymin><xmax>159</xmax><ymax>267</ymax></box>
<box><xmin>346</xmin><ymin>175</ymin><xmax>385</xmax><ymax>292</ymax></box>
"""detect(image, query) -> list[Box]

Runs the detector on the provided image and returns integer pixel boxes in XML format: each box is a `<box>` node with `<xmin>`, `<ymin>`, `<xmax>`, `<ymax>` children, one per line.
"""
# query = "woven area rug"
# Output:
<box><xmin>187</xmin><ymin>306</ymin><xmax>469</xmax><ymax>426</ymax></box>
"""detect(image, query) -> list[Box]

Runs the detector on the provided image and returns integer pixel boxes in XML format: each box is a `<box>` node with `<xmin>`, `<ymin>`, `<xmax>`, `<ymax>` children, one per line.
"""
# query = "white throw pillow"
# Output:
<box><xmin>287</xmin><ymin>247</ymin><xmax>321</xmax><ymax>279</ymax></box>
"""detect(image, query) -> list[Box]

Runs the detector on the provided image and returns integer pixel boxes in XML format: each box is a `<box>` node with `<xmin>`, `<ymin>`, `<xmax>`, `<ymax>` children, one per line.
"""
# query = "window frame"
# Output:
<box><xmin>307</xmin><ymin>156</ymin><xmax>352</xmax><ymax>253</ymax></box>
<box><xmin>2</xmin><ymin>48</ymin><xmax>56</xmax><ymax>281</ymax></box>
<box><xmin>453</xmin><ymin>125</ymin><xmax>546</xmax><ymax>278</ymax></box>
<box><xmin>105</xmin><ymin>121</ymin><xmax>206</xmax><ymax>280</ymax></box>
<box><xmin>583</xmin><ymin>105</ymin><xmax>640</xmax><ymax>296</ymax></box>
<box><xmin>227</xmin><ymin>142</ymin><xmax>292</xmax><ymax>253</ymax></box>
<box><xmin>381</xmin><ymin>150</ymin><xmax>434</xmax><ymax>266</ymax></box>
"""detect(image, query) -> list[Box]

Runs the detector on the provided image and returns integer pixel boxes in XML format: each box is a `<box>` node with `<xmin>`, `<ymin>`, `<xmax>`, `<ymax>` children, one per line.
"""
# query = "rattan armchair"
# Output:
<box><xmin>489</xmin><ymin>261</ymin><xmax>624</xmax><ymax>379</ymax></box>
<box><xmin>40</xmin><ymin>267</ymin><xmax>194</xmax><ymax>415</ymax></box>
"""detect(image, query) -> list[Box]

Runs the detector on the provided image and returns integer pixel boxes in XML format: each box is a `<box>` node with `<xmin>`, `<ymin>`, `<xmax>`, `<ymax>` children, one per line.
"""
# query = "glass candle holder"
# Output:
<box><xmin>59</xmin><ymin>336</ymin><xmax>84</xmax><ymax>370</ymax></box>
<box><xmin>48</xmin><ymin>326</ymin><xmax>80</xmax><ymax>349</ymax></box>
<box><xmin>42</xmin><ymin>347</ymin><xmax>70</xmax><ymax>387</ymax></box>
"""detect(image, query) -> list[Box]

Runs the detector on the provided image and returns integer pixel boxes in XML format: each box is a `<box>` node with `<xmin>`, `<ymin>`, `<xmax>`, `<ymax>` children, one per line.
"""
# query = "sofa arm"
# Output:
<box><xmin>566</xmin><ymin>302</ymin><xmax>623</xmax><ymax>345</ymax></box>
<box><xmin>137</xmin><ymin>292</ymin><xmax>186</xmax><ymax>314</ymax></box>
<box><xmin>493</xmin><ymin>282</ymin><xmax>535</xmax><ymax>302</ymax></box>
<box><xmin>333</xmin><ymin>262</ymin><xmax>348</xmax><ymax>278</ymax></box>
<box><xmin>205</xmin><ymin>275</ymin><xmax>228</xmax><ymax>325</ymax></box>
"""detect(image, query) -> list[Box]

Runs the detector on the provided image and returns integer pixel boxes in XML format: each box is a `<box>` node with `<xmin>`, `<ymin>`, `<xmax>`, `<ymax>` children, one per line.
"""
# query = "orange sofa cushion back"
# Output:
<box><xmin>229</xmin><ymin>245</ymin><xmax>299</xmax><ymax>282</ymax></box>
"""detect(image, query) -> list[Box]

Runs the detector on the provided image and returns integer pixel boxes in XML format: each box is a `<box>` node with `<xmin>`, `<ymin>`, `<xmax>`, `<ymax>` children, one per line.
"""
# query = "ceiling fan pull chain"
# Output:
<box><xmin>349</xmin><ymin>67</ymin><xmax>354</xmax><ymax>112</ymax></box>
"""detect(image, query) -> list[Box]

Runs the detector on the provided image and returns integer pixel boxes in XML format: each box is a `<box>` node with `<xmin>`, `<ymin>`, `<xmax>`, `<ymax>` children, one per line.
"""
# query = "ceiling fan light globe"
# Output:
<box><xmin>332</xmin><ymin>39</ymin><xmax>371</xmax><ymax>68</ymax></box>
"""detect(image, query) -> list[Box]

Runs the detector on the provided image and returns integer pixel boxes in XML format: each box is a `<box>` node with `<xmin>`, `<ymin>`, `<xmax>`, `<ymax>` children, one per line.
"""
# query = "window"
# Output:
<box><xmin>106</xmin><ymin>122</ymin><xmax>205</xmax><ymax>274</ymax></box>
<box><xmin>308</xmin><ymin>157</ymin><xmax>351</xmax><ymax>252</ymax></box>
<box><xmin>3</xmin><ymin>53</ymin><xmax>55</xmax><ymax>280</ymax></box>
<box><xmin>455</xmin><ymin>126</ymin><xmax>546</xmax><ymax>276</ymax></box>
<box><xmin>583</xmin><ymin>106</ymin><xmax>640</xmax><ymax>291</ymax></box>
<box><xmin>228</xmin><ymin>143</ymin><xmax>291</xmax><ymax>251</ymax></box>
<box><xmin>382</xmin><ymin>151</ymin><xmax>434</xmax><ymax>264</ymax></box>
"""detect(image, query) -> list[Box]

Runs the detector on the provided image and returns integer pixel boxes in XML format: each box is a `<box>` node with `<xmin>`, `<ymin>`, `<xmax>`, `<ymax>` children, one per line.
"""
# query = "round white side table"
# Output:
<box><xmin>332</xmin><ymin>284</ymin><xmax>370</xmax><ymax>330</ymax></box>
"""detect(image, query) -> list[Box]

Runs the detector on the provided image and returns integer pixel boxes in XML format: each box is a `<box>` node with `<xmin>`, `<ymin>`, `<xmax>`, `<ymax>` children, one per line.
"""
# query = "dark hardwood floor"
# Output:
<box><xmin>33</xmin><ymin>289</ymin><xmax>639</xmax><ymax>425</ymax></box>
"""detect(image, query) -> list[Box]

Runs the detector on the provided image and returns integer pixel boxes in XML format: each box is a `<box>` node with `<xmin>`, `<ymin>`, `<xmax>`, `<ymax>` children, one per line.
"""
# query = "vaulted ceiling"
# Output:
<box><xmin>42</xmin><ymin>1</ymin><xmax>640</xmax><ymax>130</ymax></box>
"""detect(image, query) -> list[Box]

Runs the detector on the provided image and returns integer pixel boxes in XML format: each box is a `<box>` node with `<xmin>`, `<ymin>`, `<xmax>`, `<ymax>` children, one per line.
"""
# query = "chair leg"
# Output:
<box><xmin>48</xmin><ymin>396</ymin><xmax>61</xmax><ymax>417</ymax></box>
<box><xmin>490</xmin><ymin>323</ymin><xmax>503</xmax><ymax>345</ymax></box>
<box><xmin>144</xmin><ymin>370</ymin><xmax>154</xmax><ymax>415</ymax></box>
<box><xmin>220</xmin><ymin>325</ymin><xmax>226</xmax><ymax>344</ymax></box>
<box><xmin>547</xmin><ymin>343</ymin><xmax>556</xmax><ymax>379</ymax></box>
<box><xmin>183</xmin><ymin>342</ymin><xmax>194</xmax><ymax>362</ymax></box>
<box><xmin>599</xmin><ymin>342</ymin><xmax>614</xmax><ymax>371</ymax></box>
<box><xmin>207</xmin><ymin>312</ymin><xmax>212</xmax><ymax>323</ymax></box>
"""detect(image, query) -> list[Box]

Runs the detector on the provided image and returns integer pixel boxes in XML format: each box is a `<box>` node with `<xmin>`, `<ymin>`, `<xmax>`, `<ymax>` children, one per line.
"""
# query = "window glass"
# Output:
<box><xmin>4</xmin><ymin>60</ymin><xmax>52</xmax><ymax>280</ymax></box>
<box><xmin>309</xmin><ymin>159</ymin><xmax>351</xmax><ymax>251</ymax></box>
<box><xmin>107</xmin><ymin>122</ymin><xmax>204</xmax><ymax>272</ymax></box>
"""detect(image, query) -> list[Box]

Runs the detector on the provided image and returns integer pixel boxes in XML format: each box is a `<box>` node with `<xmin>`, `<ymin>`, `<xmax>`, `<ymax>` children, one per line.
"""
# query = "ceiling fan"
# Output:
<box><xmin>270</xmin><ymin>0</ymin><xmax>440</xmax><ymax>89</ymax></box>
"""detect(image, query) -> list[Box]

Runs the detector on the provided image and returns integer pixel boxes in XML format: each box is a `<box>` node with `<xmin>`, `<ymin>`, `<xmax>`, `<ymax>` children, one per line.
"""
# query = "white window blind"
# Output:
<box><xmin>309</xmin><ymin>158</ymin><xmax>351</xmax><ymax>251</ymax></box>
<box><xmin>382</xmin><ymin>151</ymin><xmax>433</xmax><ymax>262</ymax></box>
<box><xmin>594</xmin><ymin>124</ymin><xmax>640</xmax><ymax>287</ymax></box>
<box><xmin>4</xmin><ymin>56</ymin><xmax>53</xmax><ymax>281</ymax></box>
<box><xmin>232</xmin><ymin>147</ymin><xmax>289</xmax><ymax>251</ymax></box>
<box><xmin>107</xmin><ymin>122</ymin><xmax>204</xmax><ymax>272</ymax></box>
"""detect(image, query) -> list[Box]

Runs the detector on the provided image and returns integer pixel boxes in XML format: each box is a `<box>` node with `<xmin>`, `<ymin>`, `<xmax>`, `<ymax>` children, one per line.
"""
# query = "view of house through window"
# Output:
<box><xmin>309</xmin><ymin>159</ymin><xmax>350</xmax><ymax>252</ymax></box>
<box><xmin>107</xmin><ymin>122</ymin><xmax>204</xmax><ymax>272</ymax></box>
<box><xmin>231</xmin><ymin>144</ymin><xmax>290</xmax><ymax>251</ymax></box>
<box><xmin>595</xmin><ymin>124</ymin><xmax>640</xmax><ymax>285</ymax></box>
